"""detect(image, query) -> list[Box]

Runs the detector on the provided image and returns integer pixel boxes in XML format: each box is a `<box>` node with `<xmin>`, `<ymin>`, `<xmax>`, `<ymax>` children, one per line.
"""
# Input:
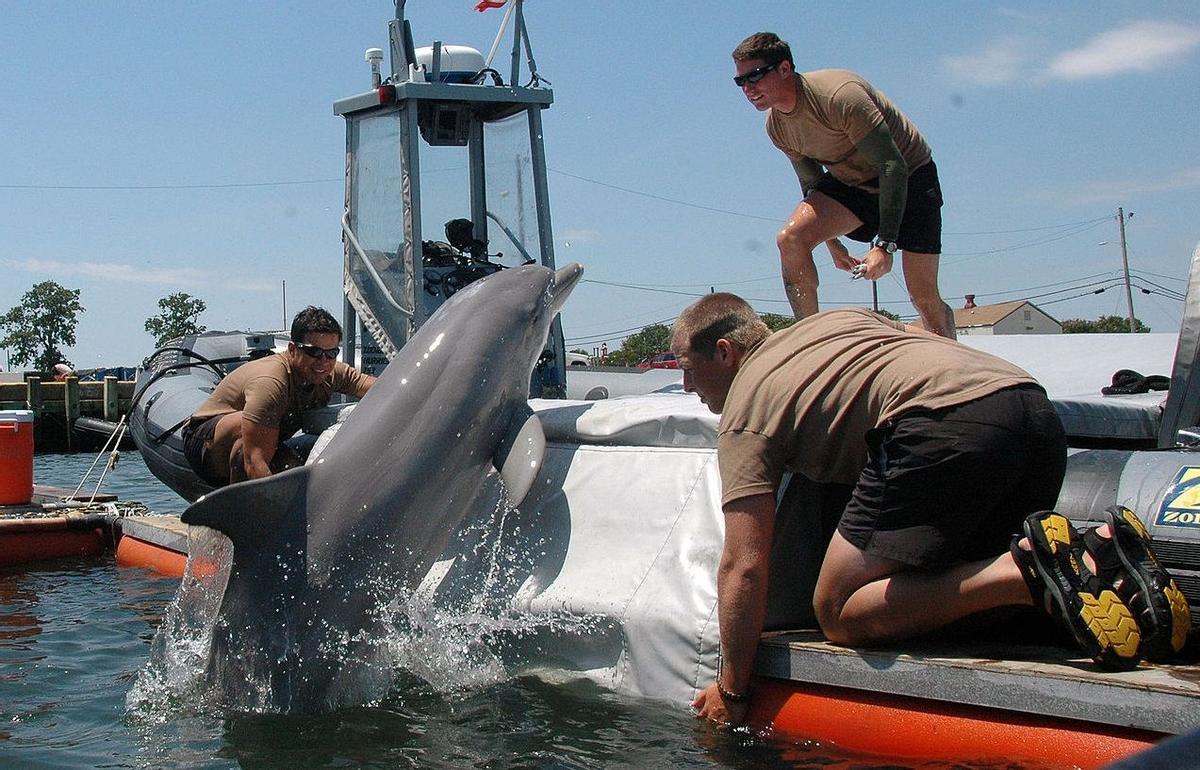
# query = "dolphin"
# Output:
<box><xmin>179</xmin><ymin>261</ymin><xmax>584</xmax><ymax>711</ymax></box>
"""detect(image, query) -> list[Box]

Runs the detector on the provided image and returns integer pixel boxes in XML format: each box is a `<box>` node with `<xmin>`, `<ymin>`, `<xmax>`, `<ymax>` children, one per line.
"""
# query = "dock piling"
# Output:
<box><xmin>103</xmin><ymin>376</ymin><xmax>118</xmax><ymax>422</ymax></box>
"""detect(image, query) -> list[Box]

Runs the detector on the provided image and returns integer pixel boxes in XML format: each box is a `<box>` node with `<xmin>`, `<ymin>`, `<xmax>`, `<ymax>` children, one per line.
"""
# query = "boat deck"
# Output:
<box><xmin>757</xmin><ymin>629</ymin><xmax>1200</xmax><ymax>735</ymax></box>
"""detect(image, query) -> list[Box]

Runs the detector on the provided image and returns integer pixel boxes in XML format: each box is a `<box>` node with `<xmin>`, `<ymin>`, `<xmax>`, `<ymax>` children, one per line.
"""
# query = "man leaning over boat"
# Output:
<box><xmin>670</xmin><ymin>294</ymin><xmax>1190</xmax><ymax>726</ymax></box>
<box><xmin>182</xmin><ymin>306</ymin><xmax>375</xmax><ymax>487</ymax></box>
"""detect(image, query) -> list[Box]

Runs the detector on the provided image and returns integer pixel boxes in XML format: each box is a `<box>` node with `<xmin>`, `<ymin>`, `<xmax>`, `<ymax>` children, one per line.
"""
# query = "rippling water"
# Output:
<box><xmin>0</xmin><ymin>452</ymin><xmax>1014</xmax><ymax>769</ymax></box>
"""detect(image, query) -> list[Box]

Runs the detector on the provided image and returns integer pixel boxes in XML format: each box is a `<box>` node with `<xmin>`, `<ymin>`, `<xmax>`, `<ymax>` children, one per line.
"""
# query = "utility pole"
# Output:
<box><xmin>282</xmin><ymin>280</ymin><xmax>288</xmax><ymax>331</ymax></box>
<box><xmin>1117</xmin><ymin>207</ymin><xmax>1136</xmax><ymax>333</ymax></box>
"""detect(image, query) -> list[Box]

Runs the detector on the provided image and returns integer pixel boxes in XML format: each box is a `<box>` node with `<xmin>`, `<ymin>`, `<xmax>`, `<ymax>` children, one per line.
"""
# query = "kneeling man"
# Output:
<box><xmin>673</xmin><ymin>294</ymin><xmax>1070</xmax><ymax>725</ymax></box>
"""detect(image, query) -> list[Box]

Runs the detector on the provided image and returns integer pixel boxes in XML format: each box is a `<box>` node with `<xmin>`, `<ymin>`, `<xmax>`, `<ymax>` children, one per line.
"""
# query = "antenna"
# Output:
<box><xmin>365</xmin><ymin>48</ymin><xmax>384</xmax><ymax>87</ymax></box>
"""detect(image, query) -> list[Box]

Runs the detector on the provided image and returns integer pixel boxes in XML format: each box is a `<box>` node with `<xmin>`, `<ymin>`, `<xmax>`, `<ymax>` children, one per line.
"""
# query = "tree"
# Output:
<box><xmin>873</xmin><ymin>308</ymin><xmax>903</xmax><ymax>322</ymax></box>
<box><xmin>608</xmin><ymin>323</ymin><xmax>672</xmax><ymax>366</ymax></box>
<box><xmin>1062</xmin><ymin>314</ymin><xmax>1150</xmax><ymax>334</ymax></box>
<box><xmin>0</xmin><ymin>281</ymin><xmax>85</xmax><ymax>372</ymax></box>
<box><xmin>760</xmin><ymin>313</ymin><xmax>795</xmax><ymax>332</ymax></box>
<box><xmin>145</xmin><ymin>292</ymin><xmax>208</xmax><ymax>346</ymax></box>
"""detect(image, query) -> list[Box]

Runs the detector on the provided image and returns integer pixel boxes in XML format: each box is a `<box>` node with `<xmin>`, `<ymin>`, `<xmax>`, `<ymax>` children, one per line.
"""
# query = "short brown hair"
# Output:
<box><xmin>672</xmin><ymin>293</ymin><xmax>771</xmax><ymax>359</ymax></box>
<box><xmin>732</xmin><ymin>32</ymin><xmax>793</xmax><ymax>67</ymax></box>
<box><xmin>291</xmin><ymin>306</ymin><xmax>342</xmax><ymax>344</ymax></box>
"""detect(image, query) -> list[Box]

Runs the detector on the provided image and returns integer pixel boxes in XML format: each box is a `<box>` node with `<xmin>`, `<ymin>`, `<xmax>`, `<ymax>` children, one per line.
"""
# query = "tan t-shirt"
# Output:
<box><xmin>717</xmin><ymin>308</ymin><xmax>1037</xmax><ymax>502</ymax></box>
<box><xmin>766</xmin><ymin>69</ymin><xmax>932</xmax><ymax>191</ymax></box>
<box><xmin>190</xmin><ymin>353</ymin><xmax>372</xmax><ymax>438</ymax></box>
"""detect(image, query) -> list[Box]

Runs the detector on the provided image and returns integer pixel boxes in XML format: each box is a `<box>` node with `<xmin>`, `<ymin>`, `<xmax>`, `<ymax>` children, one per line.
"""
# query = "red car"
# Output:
<box><xmin>637</xmin><ymin>352</ymin><xmax>678</xmax><ymax>369</ymax></box>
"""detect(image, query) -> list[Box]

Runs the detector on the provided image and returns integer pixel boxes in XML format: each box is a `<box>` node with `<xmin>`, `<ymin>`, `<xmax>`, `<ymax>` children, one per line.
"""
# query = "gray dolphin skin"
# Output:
<box><xmin>180</xmin><ymin>261</ymin><xmax>583</xmax><ymax>711</ymax></box>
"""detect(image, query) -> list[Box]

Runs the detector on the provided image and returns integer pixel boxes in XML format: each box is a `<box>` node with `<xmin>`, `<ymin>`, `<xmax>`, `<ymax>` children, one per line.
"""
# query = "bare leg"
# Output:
<box><xmin>813</xmin><ymin>531</ymin><xmax>1031</xmax><ymax>646</ymax></box>
<box><xmin>901</xmin><ymin>251</ymin><xmax>955</xmax><ymax>339</ymax></box>
<box><xmin>204</xmin><ymin>412</ymin><xmax>245</xmax><ymax>485</ymax></box>
<box><xmin>776</xmin><ymin>192</ymin><xmax>863</xmax><ymax>319</ymax></box>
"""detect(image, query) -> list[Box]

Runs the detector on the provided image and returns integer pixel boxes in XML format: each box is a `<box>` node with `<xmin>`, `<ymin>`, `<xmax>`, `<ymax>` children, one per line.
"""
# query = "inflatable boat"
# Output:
<box><xmin>128</xmin><ymin>331</ymin><xmax>289</xmax><ymax>503</ymax></box>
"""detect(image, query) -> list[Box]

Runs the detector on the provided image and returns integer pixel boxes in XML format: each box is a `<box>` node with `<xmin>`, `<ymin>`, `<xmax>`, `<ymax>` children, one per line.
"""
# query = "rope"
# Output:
<box><xmin>68</xmin><ymin>414</ymin><xmax>128</xmax><ymax>505</ymax></box>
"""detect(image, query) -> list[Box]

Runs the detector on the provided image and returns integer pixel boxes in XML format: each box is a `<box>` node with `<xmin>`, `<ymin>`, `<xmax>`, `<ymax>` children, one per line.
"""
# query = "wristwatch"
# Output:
<box><xmin>872</xmin><ymin>237</ymin><xmax>898</xmax><ymax>254</ymax></box>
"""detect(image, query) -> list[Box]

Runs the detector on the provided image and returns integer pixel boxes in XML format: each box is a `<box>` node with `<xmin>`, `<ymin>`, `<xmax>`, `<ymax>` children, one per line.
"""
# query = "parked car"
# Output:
<box><xmin>637</xmin><ymin>352</ymin><xmax>678</xmax><ymax>369</ymax></box>
<box><xmin>566</xmin><ymin>351</ymin><xmax>590</xmax><ymax>367</ymax></box>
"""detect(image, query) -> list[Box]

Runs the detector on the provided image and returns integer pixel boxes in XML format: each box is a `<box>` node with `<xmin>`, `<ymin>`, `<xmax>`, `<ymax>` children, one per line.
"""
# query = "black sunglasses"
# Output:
<box><xmin>733</xmin><ymin>61</ymin><xmax>780</xmax><ymax>87</ymax></box>
<box><xmin>295</xmin><ymin>342</ymin><xmax>340</xmax><ymax>360</ymax></box>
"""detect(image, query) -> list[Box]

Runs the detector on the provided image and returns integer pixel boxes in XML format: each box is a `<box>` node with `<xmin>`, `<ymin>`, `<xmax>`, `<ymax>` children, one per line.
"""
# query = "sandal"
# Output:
<box><xmin>1019</xmin><ymin>511</ymin><xmax>1142</xmax><ymax>670</ymax></box>
<box><xmin>1081</xmin><ymin>506</ymin><xmax>1192</xmax><ymax>661</ymax></box>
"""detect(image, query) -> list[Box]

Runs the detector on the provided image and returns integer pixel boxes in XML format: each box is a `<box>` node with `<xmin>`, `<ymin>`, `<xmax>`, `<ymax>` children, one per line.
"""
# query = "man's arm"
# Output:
<box><xmin>239</xmin><ymin>418</ymin><xmax>280</xmax><ymax>480</ymax></box>
<box><xmin>354</xmin><ymin>374</ymin><xmax>377</xmax><ymax>398</ymax></box>
<box><xmin>692</xmin><ymin>491</ymin><xmax>776</xmax><ymax>725</ymax></box>
<box><xmin>856</xmin><ymin>122</ymin><xmax>909</xmax><ymax>242</ymax></box>
<box><xmin>790</xmin><ymin>156</ymin><xmax>823</xmax><ymax>195</ymax></box>
<box><xmin>855</xmin><ymin>123</ymin><xmax>908</xmax><ymax>280</ymax></box>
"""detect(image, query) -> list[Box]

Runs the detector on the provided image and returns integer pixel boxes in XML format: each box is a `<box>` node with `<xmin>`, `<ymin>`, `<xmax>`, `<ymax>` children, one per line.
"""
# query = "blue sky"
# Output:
<box><xmin>2</xmin><ymin>1</ymin><xmax>1198</xmax><ymax>368</ymax></box>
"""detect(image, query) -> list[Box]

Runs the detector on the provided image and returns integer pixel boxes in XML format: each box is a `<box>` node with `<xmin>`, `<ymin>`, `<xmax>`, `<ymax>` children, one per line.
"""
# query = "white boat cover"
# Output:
<box><xmin>562</xmin><ymin>332</ymin><xmax>1180</xmax><ymax>443</ymax></box>
<box><xmin>959</xmin><ymin>333</ymin><xmax>1177</xmax><ymax>442</ymax></box>
<box><xmin>311</xmin><ymin>394</ymin><xmax>727</xmax><ymax>705</ymax></box>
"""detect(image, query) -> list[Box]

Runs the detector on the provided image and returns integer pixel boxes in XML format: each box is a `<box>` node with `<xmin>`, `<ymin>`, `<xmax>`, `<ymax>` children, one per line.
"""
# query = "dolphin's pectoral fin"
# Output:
<box><xmin>493</xmin><ymin>406</ymin><xmax>546</xmax><ymax>507</ymax></box>
<box><xmin>182</xmin><ymin>465</ymin><xmax>311</xmax><ymax>552</ymax></box>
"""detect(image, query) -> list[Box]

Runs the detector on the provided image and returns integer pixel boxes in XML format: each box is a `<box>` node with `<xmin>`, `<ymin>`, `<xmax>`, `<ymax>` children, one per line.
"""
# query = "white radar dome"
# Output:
<box><xmin>414</xmin><ymin>45</ymin><xmax>486</xmax><ymax>83</ymax></box>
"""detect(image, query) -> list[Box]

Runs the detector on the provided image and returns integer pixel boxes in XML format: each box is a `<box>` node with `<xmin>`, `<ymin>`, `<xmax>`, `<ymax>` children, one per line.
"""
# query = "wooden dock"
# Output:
<box><xmin>0</xmin><ymin>375</ymin><xmax>135</xmax><ymax>451</ymax></box>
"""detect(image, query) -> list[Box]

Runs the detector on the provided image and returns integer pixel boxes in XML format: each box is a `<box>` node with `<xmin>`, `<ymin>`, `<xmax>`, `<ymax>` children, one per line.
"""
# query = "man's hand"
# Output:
<box><xmin>692</xmin><ymin>681</ymin><xmax>749</xmax><ymax>727</ymax></box>
<box><xmin>826</xmin><ymin>239</ymin><xmax>861</xmax><ymax>273</ymax></box>
<box><xmin>861</xmin><ymin>244</ymin><xmax>894</xmax><ymax>281</ymax></box>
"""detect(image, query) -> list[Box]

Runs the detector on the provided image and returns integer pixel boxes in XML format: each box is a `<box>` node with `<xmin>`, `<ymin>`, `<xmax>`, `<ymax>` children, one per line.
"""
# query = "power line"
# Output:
<box><xmin>942</xmin><ymin>215</ymin><xmax>1112</xmax><ymax>236</ymax></box>
<box><xmin>0</xmin><ymin>178</ymin><xmax>341</xmax><ymax>191</ymax></box>
<box><xmin>1131</xmin><ymin>268</ymin><xmax>1187</xmax><ymax>284</ymax></box>
<box><xmin>942</xmin><ymin>219</ymin><xmax>1108</xmax><ymax>260</ymax></box>
<box><xmin>965</xmin><ymin>271</ymin><xmax>1119</xmax><ymax>299</ymax></box>
<box><xmin>2</xmin><ymin>169</ymin><xmax>1126</xmax><ymax>245</ymax></box>
<box><xmin>566</xmin><ymin>317</ymin><xmax>679</xmax><ymax>345</ymax></box>
<box><xmin>548</xmin><ymin>168</ymin><xmax>781</xmax><ymax>223</ymax></box>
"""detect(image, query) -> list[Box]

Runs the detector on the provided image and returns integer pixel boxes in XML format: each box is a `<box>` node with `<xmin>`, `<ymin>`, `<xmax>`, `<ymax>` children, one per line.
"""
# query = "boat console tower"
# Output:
<box><xmin>334</xmin><ymin>0</ymin><xmax>566</xmax><ymax>395</ymax></box>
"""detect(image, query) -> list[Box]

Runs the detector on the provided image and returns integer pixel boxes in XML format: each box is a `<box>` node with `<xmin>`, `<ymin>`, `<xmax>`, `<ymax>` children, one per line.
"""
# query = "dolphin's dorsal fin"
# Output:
<box><xmin>493</xmin><ymin>406</ymin><xmax>546</xmax><ymax>507</ymax></box>
<box><xmin>181</xmin><ymin>465</ymin><xmax>311</xmax><ymax>551</ymax></box>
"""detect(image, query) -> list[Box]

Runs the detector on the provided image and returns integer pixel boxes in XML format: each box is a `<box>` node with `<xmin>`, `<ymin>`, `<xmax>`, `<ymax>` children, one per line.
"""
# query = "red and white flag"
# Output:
<box><xmin>474</xmin><ymin>0</ymin><xmax>506</xmax><ymax>11</ymax></box>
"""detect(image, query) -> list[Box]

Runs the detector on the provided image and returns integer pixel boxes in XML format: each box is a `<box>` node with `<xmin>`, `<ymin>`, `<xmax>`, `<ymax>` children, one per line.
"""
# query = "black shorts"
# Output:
<box><xmin>813</xmin><ymin>159</ymin><xmax>944</xmax><ymax>254</ymax></box>
<box><xmin>837</xmin><ymin>384</ymin><xmax>1066</xmax><ymax>569</ymax></box>
<box><xmin>182</xmin><ymin>415</ymin><xmax>225</xmax><ymax>487</ymax></box>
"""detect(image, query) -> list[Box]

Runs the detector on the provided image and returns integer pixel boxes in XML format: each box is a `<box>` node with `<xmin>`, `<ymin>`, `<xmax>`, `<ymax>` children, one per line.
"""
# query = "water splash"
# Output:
<box><xmin>126</xmin><ymin>528</ymin><xmax>232</xmax><ymax>721</ymax></box>
<box><xmin>126</xmin><ymin>491</ymin><xmax>611</xmax><ymax>719</ymax></box>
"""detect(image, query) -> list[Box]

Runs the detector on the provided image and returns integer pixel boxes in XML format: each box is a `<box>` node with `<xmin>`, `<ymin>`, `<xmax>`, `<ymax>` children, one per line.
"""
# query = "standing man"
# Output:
<box><xmin>183</xmin><ymin>306</ymin><xmax>375</xmax><ymax>487</ymax></box>
<box><xmin>671</xmin><ymin>293</ymin><xmax>1172</xmax><ymax>727</ymax></box>
<box><xmin>733</xmin><ymin>32</ymin><xmax>956</xmax><ymax>338</ymax></box>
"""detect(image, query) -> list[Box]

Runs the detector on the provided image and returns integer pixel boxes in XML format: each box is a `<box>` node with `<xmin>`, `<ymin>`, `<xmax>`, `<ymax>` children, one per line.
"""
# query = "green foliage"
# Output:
<box><xmin>760</xmin><ymin>313</ymin><xmax>795</xmax><ymax>332</ymax></box>
<box><xmin>1062</xmin><ymin>314</ymin><xmax>1150</xmax><ymax>333</ymax></box>
<box><xmin>0</xmin><ymin>281</ymin><xmax>85</xmax><ymax>372</ymax></box>
<box><xmin>873</xmin><ymin>308</ymin><xmax>903</xmax><ymax>322</ymax></box>
<box><xmin>607</xmin><ymin>323</ymin><xmax>672</xmax><ymax>366</ymax></box>
<box><xmin>145</xmin><ymin>292</ymin><xmax>208</xmax><ymax>346</ymax></box>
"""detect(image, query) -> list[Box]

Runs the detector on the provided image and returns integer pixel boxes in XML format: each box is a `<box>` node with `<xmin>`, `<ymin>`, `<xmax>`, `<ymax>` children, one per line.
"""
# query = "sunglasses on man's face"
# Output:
<box><xmin>296</xmin><ymin>342</ymin><xmax>340</xmax><ymax>360</ymax></box>
<box><xmin>733</xmin><ymin>61</ymin><xmax>779</xmax><ymax>88</ymax></box>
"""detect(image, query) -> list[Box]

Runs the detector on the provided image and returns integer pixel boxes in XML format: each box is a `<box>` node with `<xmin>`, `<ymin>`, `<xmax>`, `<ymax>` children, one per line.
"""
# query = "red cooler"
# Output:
<box><xmin>0</xmin><ymin>410</ymin><xmax>34</xmax><ymax>505</ymax></box>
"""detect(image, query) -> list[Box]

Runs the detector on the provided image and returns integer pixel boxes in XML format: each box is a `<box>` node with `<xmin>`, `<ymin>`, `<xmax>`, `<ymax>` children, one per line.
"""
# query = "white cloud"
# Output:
<box><xmin>943</xmin><ymin>37</ymin><xmax>1028</xmax><ymax>85</ymax></box>
<box><xmin>0</xmin><ymin>258</ymin><xmax>276</xmax><ymax>292</ymax></box>
<box><xmin>1047</xmin><ymin>20</ymin><xmax>1200</xmax><ymax>80</ymax></box>
<box><xmin>1050</xmin><ymin>166</ymin><xmax>1200</xmax><ymax>205</ymax></box>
